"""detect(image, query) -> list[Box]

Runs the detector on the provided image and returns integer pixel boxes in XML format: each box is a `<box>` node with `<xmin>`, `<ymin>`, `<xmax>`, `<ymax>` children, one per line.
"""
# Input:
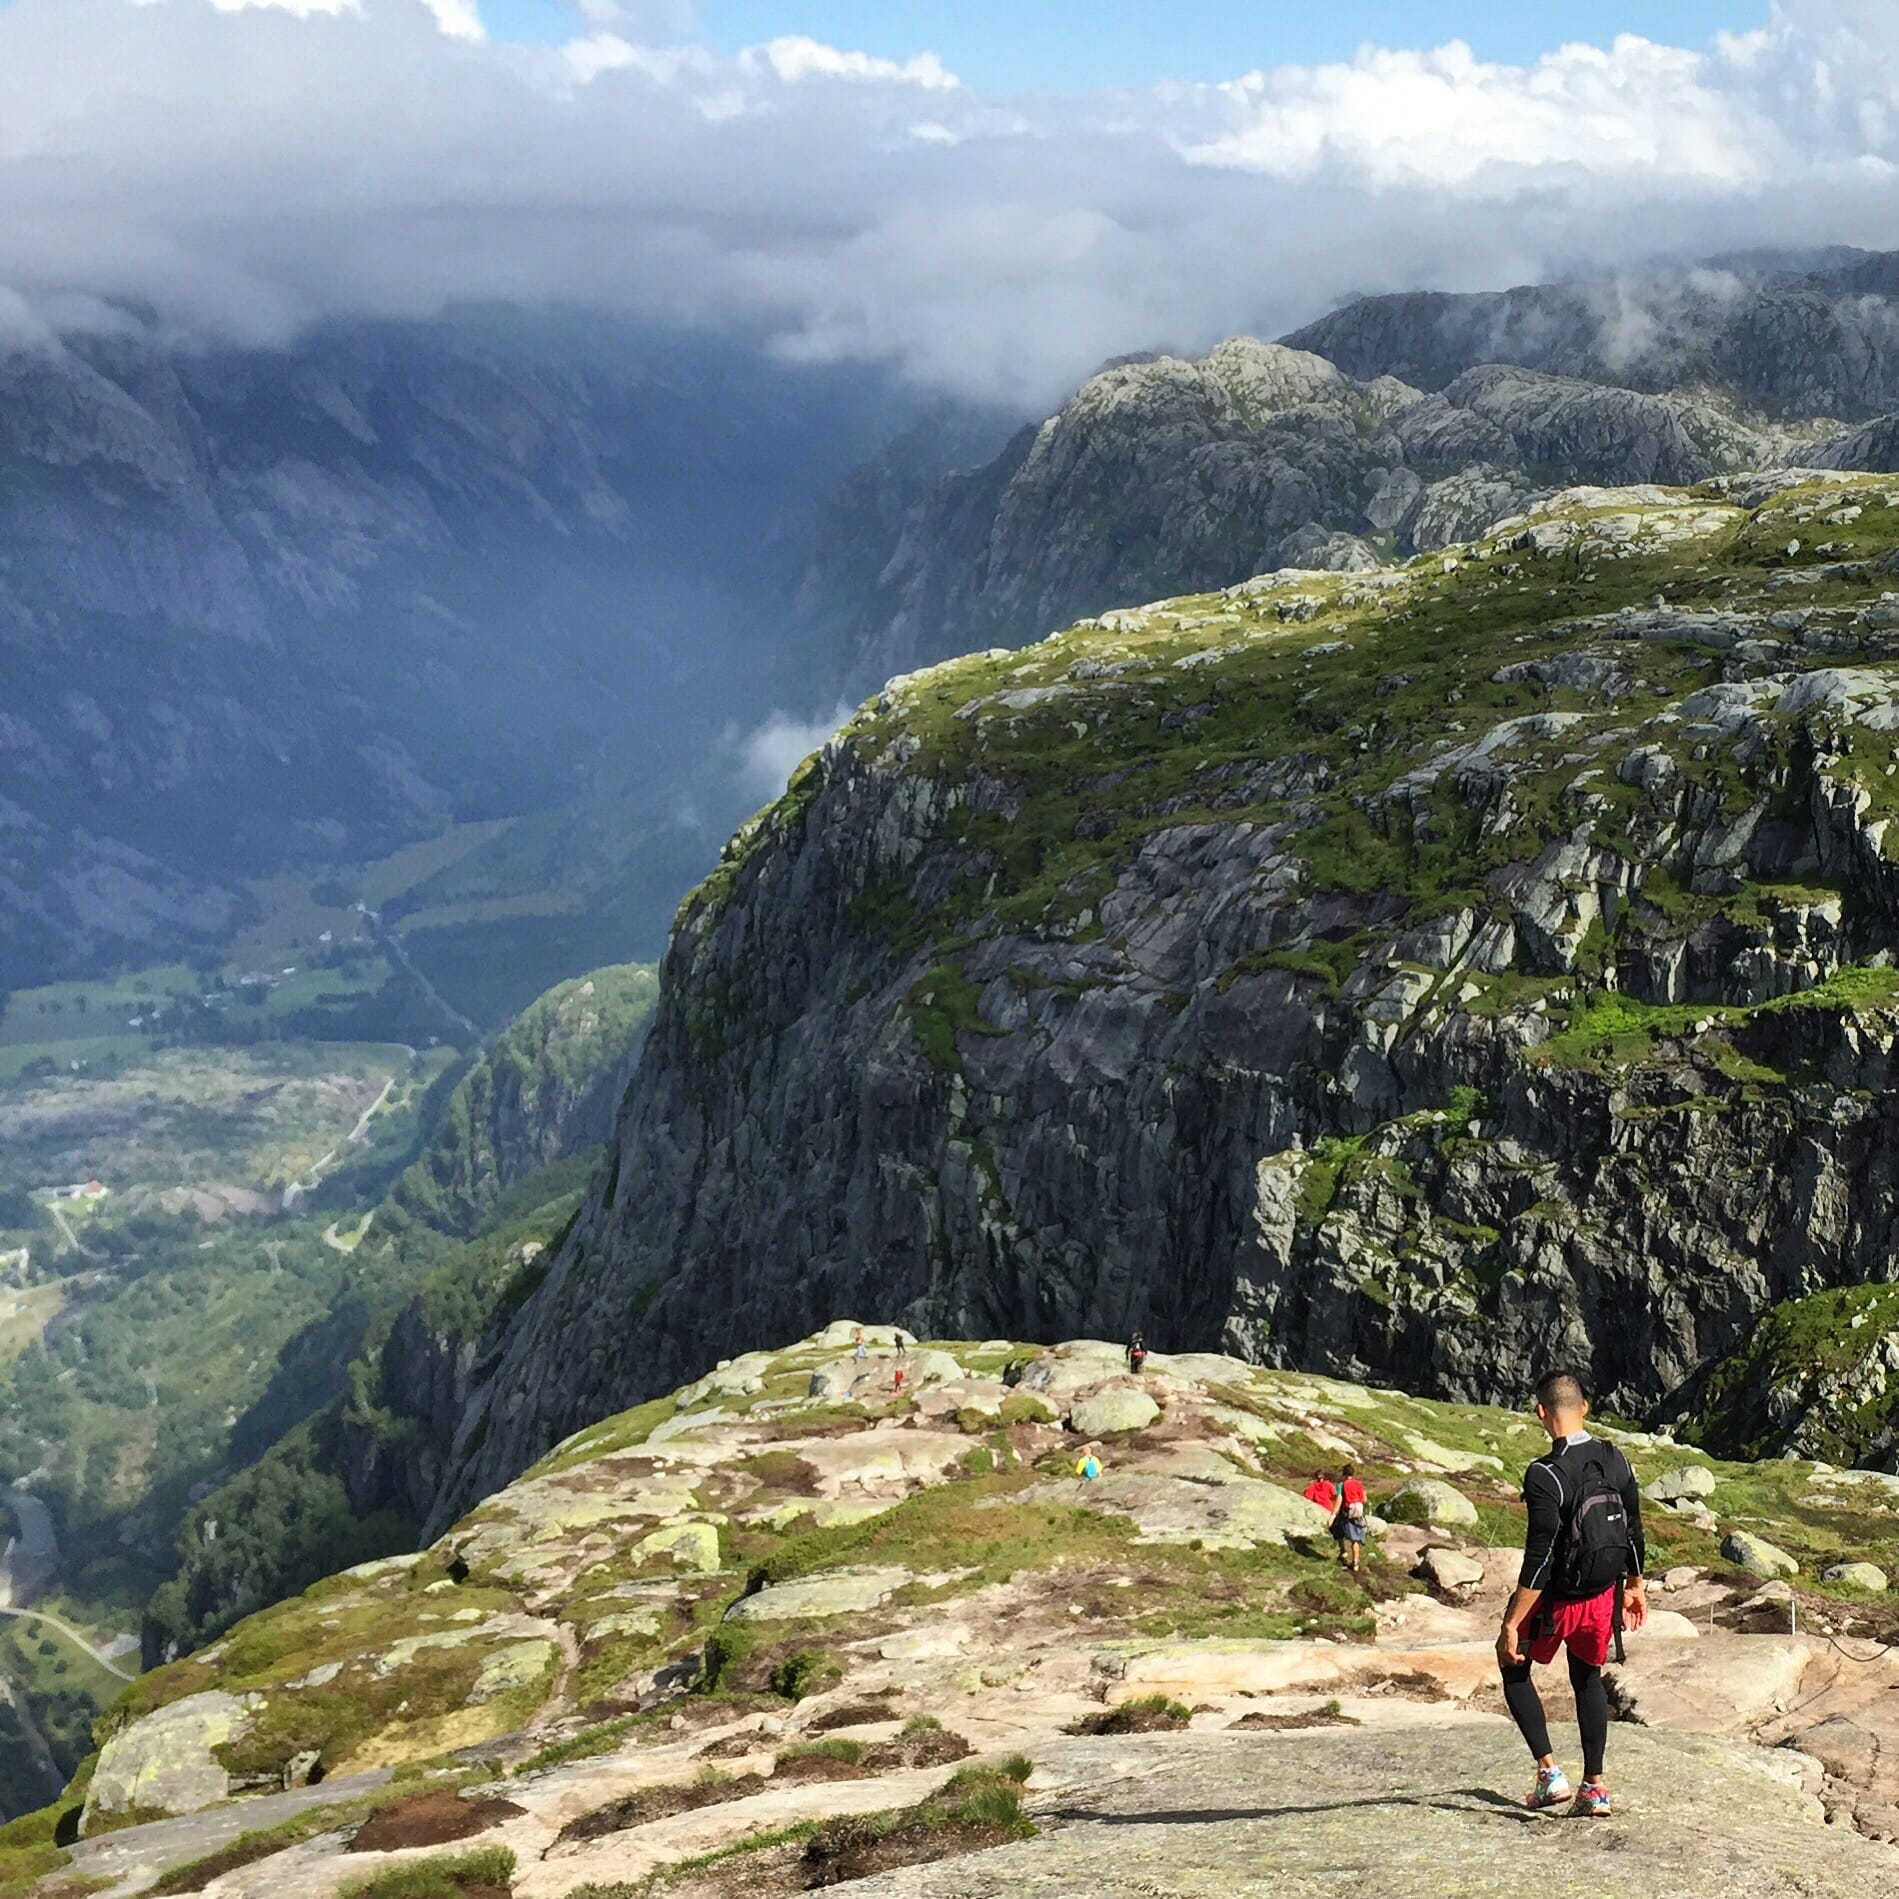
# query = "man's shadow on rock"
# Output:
<box><xmin>1045</xmin><ymin>1789</ymin><xmax>1538</xmax><ymax>1829</ymax></box>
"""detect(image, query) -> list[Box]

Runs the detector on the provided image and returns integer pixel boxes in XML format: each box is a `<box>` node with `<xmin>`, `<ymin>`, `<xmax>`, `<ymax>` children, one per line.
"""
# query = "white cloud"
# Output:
<box><xmin>209</xmin><ymin>0</ymin><xmax>360</xmax><ymax>16</ymax></box>
<box><xmin>420</xmin><ymin>0</ymin><xmax>483</xmax><ymax>39</ymax></box>
<box><xmin>741</xmin><ymin>35</ymin><xmax>958</xmax><ymax>92</ymax></box>
<box><xmin>8</xmin><ymin>3</ymin><xmax>1899</xmax><ymax>407</ymax></box>
<box><xmin>1180</xmin><ymin>36</ymin><xmax>1767</xmax><ymax>190</ymax></box>
<box><xmin>738</xmin><ymin>705</ymin><xmax>851</xmax><ymax>803</ymax></box>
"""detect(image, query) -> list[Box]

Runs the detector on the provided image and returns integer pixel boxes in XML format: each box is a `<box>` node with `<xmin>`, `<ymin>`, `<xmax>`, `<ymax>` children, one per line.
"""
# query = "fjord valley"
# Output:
<box><xmin>19</xmin><ymin>242</ymin><xmax>1899</xmax><ymax>1888</ymax></box>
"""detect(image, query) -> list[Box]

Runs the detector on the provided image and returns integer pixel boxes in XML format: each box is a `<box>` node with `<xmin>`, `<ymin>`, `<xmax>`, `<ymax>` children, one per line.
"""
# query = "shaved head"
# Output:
<box><xmin>1535</xmin><ymin>1369</ymin><xmax>1586</xmax><ymax>1413</ymax></box>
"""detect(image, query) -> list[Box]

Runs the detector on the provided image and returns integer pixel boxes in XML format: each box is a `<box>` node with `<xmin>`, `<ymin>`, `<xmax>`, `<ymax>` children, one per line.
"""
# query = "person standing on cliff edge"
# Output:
<box><xmin>1497</xmin><ymin>1368</ymin><xmax>1648</xmax><ymax>1818</ymax></box>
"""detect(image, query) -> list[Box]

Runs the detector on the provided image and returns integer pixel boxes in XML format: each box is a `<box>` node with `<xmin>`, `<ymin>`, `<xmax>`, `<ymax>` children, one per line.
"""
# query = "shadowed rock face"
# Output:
<box><xmin>1282</xmin><ymin>258</ymin><xmax>1899</xmax><ymax>420</ymax></box>
<box><xmin>431</xmin><ymin>474</ymin><xmax>1899</xmax><ymax>1520</ymax></box>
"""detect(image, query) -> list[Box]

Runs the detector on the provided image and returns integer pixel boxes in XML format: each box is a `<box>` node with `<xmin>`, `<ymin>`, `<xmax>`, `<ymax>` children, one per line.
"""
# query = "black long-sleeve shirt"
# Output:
<box><xmin>1518</xmin><ymin>1431</ymin><xmax>1646</xmax><ymax>1599</ymax></box>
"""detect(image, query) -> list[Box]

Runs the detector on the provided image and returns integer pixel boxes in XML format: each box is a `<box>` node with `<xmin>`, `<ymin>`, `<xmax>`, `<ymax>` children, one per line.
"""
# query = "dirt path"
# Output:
<box><xmin>45</xmin><ymin>1202</ymin><xmax>100</xmax><ymax>1260</ymax></box>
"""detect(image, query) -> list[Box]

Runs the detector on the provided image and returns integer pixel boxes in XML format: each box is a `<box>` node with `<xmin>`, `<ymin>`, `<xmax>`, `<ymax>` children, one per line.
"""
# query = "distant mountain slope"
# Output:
<box><xmin>825</xmin><ymin>336</ymin><xmax>1796</xmax><ymax>688</ymax></box>
<box><xmin>1281</xmin><ymin>255</ymin><xmax>1899</xmax><ymax>417</ymax></box>
<box><xmin>127</xmin><ymin>960</ymin><xmax>656</xmax><ymax>1665</ymax></box>
<box><xmin>0</xmin><ymin>315</ymin><xmax>934</xmax><ymax>991</ymax></box>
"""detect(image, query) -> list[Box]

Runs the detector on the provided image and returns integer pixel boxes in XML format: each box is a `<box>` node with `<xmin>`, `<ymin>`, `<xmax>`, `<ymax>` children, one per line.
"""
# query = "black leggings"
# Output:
<box><xmin>1501</xmin><ymin>1653</ymin><xmax>1609</xmax><ymax>1780</ymax></box>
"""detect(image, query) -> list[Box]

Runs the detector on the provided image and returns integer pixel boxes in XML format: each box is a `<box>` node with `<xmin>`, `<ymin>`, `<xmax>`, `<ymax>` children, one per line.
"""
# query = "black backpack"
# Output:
<box><xmin>1550</xmin><ymin>1447</ymin><xmax>1633</xmax><ymax>1600</ymax></box>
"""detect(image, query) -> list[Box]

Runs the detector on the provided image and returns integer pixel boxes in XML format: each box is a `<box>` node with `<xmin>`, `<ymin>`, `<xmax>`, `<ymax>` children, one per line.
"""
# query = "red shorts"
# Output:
<box><xmin>1524</xmin><ymin>1588</ymin><xmax>1615</xmax><ymax>1667</ymax></box>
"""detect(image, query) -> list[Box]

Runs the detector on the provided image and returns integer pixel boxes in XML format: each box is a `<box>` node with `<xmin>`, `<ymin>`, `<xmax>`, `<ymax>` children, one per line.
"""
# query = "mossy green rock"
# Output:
<box><xmin>1387</xmin><ymin>1477</ymin><xmax>1478</xmax><ymax>1527</ymax></box>
<box><xmin>1822</xmin><ymin>1561</ymin><xmax>1889</xmax><ymax>1593</ymax></box>
<box><xmin>1723</xmin><ymin>1529</ymin><xmax>1800</xmax><ymax>1578</ymax></box>
<box><xmin>724</xmin><ymin>1565</ymin><xmax>913</xmax><ymax>1623</ymax></box>
<box><xmin>1070</xmin><ymin>1389</ymin><xmax>1161</xmax><ymax>1436</ymax></box>
<box><xmin>468</xmin><ymin>1639</ymin><xmax>558</xmax><ymax>1703</ymax></box>
<box><xmin>1648</xmin><ymin>1464</ymin><xmax>1719</xmax><ymax>1503</ymax></box>
<box><xmin>82</xmin><ymin>1691</ymin><xmax>257</xmax><ymax>1834</ymax></box>
<box><xmin>634</xmin><ymin>1520</ymin><xmax>723</xmax><ymax>1573</ymax></box>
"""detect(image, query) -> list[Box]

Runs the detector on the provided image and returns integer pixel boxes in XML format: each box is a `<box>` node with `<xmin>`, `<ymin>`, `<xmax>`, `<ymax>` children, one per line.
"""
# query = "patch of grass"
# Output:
<box><xmin>340</xmin><ymin>1848</ymin><xmax>515</xmax><ymax>1899</ymax></box>
<box><xmin>1066</xmin><ymin>1694</ymin><xmax>1191</xmax><ymax>1735</ymax></box>
<box><xmin>776</xmin><ymin>1738</ymin><xmax>862</xmax><ymax>1767</ymax></box>
<box><xmin>767</xmin><ymin>1651</ymin><xmax>845</xmax><ymax>1703</ymax></box>
<box><xmin>904</xmin><ymin>964</ymin><xmax>1005</xmax><ymax>1074</ymax></box>
<box><xmin>1297</xmin><ymin>1136</ymin><xmax>1366</xmax><ymax>1227</ymax></box>
<box><xmin>1540</xmin><ymin>965</ymin><xmax>1899</xmax><ymax>1071</ymax></box>
<box><xmin>637</xmin><ymin>1820</ymin><xmax>823</xmax><ymax>1888</ymax></box>
<box><xmin>512</xmin><ymin>1716</ymin><xmax>642</xmax><ymax>1777</ymax></box>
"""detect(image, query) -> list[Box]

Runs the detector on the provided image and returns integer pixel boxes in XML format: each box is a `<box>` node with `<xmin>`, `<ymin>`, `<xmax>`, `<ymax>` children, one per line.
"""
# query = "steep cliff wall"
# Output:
<box><xmin>432</xmin><ymin>472</ymin><xmax>1899</xmax><ymax>1529</ymax></box>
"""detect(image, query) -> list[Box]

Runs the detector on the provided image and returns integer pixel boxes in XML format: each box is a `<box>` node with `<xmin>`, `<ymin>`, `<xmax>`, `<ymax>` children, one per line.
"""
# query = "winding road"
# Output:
<box><xmin>281</xmin><ymin>1071</ymin><xmax>398</xmax><ymax>1212</ymax></box>
<box><xmin>0</xmin><ymin>1484</ymin><xmax>135</xmax><ymax>1678</ymax></box>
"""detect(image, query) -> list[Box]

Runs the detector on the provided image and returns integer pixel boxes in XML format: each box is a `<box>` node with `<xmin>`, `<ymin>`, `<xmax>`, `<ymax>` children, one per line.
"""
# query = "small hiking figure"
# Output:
<box><xmin>1075</xmin><ymin>1447</ymin><xmax>1102</xmax><ymax>1482</ymax></box>
<box><xmin>1497</xmin><ymin>1369</ymin><xmax>1648</xmax><ymax>1819</ymax></box>
<box><xmin>853</xmin><ymin>1329</ymin><xmax>868</xmax><ymax>1364</ymax></box>
<box><xmin>1127</xmin><ymin>1332</ymin><xmax>1148</xmax><ymax>1374</ymax></box>
<box><xmin>1303</xmin><ymin>1469</ymin><xmax>1338</xmax><ymax>1516</ymax></box>
<box><xmin>1330</xmin><ymin>1463</ymin><xmax>1367</xmax><ymax>1573</ymax></box>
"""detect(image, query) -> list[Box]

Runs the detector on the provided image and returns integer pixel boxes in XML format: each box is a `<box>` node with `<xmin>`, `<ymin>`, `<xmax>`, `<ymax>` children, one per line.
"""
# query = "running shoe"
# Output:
<box><xmin>1525</xmin><ymin>1765</ymin><xmax>1572</xmax><ymax>1810</ymax></box>
<box><xmin>1573</xmin><ymin>1780</ymin><xmax>1612</xmax><ymax>1818</ymax></box>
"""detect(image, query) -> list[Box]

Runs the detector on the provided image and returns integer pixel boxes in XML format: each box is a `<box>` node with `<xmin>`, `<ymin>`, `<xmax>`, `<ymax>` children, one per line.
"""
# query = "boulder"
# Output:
<box><xmin>1723</xmin><ymin>1530</ymin><xmax>1799</xmax><ymax>1578</ymax></box>
<box><xmin>1633</xmin><ymin>1609</ymin><xmax>1703</xmax><ymax>1641</ymax></box>
<box><xmin>1222</xmin><ymin>1482</ymin><xmax>1339</xmax><ymax>1545</ymax></box>
<box><xmin>82</xmin><ymin>1691</ymin><xmax>257</xmax><ymax>1832</ymax></box>
<box><xmin>1645</xmin><ymin>1465</ymin><xmax>1718</xmax><ymax>1504</ymax></box>
<box><xmin>1070</xmin><ymin>1388</ymin><xmax>1162</xmax><ymax>1436</ymax></box>
<box><xmin>469</xmin><ymin>1639</ymin><xmax>558</xmax><ymax>1704</ymax></box>
<box><xmin>1822</xmin><ymin>1561</ymin><xmax>1890</xmax><ymax>1593</ymax></box>
<box><xmin>1403</xmin><ymin>1433</ymin><xmax>1502</xmax><ymax>1474</ymax></box>
<box><xmin>635</xmin><ymin>1519</ymin><xmax>723</xmax><ymax>1573</ymax></box>
<box><xmin>1415</xmin><ymin>1547</ymin><xmax>1485</xmax><ymax>1590</ymax></box>
<box><xmin>724</xmin><ymin>1565</ymin><xmax>913</xmax><ymax>1623</ymax></box>
<box><xmin>1387</xmin><ymin>1478</ymin><xmax>1479</xmax><ymax>1528</ymax></box>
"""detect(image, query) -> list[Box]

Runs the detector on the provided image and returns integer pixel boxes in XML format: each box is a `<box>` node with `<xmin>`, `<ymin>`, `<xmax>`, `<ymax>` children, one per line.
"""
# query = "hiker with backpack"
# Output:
<box><xmin>1127</xmin><ymin>1332</ymin><xmax>1148</xmax><ymax>1375</ymax></box>
<box><xmin>1497</xmin><ymin>1369</ymin><xmax>1648</xmax><ymax>1819</ymax></box>
<box><xmin>1330</xmin><ymin>1462</ymin><xmax>1367</xmax><ymax>1573</ymax></box>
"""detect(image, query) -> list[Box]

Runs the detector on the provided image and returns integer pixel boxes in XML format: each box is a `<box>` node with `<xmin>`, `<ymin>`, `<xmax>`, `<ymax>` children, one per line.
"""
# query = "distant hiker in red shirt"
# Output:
<box><xmin>1127</xmin><ymin>1332</ymin><xmax>1148</xmax><ymax>1374</ymax></box>
<box><xmin>1331</xmin><ymin>1463</ymin><xmax>1367</xmax><ymax>1573</ymax></box>
<box><xmin>1303</xmin><ymin>1470</ymin><xmax>1338</xmax><ymax>1516</ymax></box>
<box><xmin>1497</xmin><ymin>1368</ymin><xmax>1647</xmax><ymax>1819</ymax></box>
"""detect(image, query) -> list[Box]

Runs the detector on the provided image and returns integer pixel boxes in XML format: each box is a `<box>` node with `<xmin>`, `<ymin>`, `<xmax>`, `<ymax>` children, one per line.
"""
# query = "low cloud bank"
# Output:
<box><xmin>4</xmin><ymin>3</ymin><xmax>1899</xmax><ymax>405</ymax></box>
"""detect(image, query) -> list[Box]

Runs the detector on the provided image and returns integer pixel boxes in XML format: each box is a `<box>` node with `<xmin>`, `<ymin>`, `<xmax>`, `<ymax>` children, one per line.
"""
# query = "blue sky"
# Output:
<box><xmin>486</xmin><ymin>1</ymin><xmax>1772</xmax><ymax>90</ymax></box>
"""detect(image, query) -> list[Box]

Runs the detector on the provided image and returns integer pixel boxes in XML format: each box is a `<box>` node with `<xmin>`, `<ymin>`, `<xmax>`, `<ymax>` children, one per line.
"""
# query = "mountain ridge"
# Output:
<box><xmin>431</xmin><ymin>470</ymin><xmax>1899</xmax><ymax>1528</ymax></box>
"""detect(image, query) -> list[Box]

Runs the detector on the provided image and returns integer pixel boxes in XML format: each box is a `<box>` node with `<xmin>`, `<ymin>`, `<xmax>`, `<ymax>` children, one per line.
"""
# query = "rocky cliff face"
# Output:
<box><xmin>833</xmin><ymin>336</ymin><xmax>1818</xmax><ymax>690</ymax></box>
<box><xmin>436</xmin><ymin>472</ymin><xmax>1899</xmax><ymax>1525</ymax></box>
